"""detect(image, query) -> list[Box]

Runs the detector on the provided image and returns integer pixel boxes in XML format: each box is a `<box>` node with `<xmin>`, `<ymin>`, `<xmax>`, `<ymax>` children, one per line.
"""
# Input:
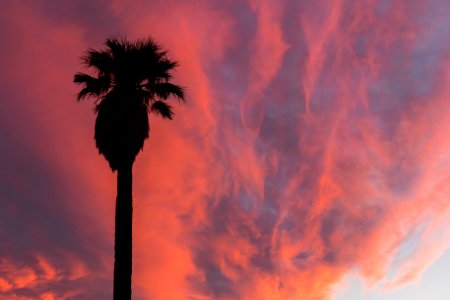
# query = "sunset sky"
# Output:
<box><xmin>1</xmin><ymin>1</ymin><xmax>450</xmax><ymax>299</ymax></box>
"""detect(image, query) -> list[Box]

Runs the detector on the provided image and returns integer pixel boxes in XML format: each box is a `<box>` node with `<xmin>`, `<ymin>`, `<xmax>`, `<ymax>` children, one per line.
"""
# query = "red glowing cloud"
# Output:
<box><xmin>1</xmin><ymin>1</ymin><xmax>450</xmax><ymax>299</ymax></box>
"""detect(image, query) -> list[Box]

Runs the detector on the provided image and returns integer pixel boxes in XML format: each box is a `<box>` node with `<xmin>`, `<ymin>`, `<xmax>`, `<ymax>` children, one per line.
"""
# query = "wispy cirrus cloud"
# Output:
<box><xmin>0</xmin><ymin>1</ymin><xmax>449</xmax><ymax>299</ymax></box>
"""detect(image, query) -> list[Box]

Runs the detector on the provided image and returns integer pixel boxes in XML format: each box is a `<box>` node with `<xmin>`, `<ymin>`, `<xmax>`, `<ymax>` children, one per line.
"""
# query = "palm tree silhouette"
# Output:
<box><xmin>74</xmin><ymin>37</ymin><xmax>184</xmax><ymax>300</ymax></box>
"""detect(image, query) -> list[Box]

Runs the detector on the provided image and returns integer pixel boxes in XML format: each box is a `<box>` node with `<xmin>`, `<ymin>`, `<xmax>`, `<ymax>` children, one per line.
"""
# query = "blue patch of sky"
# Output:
<box><xmin>334</xmin><ymin>249</ymin><xmax>450</xmax><ymax>300</ymax></box>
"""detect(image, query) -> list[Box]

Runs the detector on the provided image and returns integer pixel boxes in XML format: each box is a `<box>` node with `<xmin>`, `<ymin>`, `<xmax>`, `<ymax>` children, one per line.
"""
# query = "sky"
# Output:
<box><xmin>0</xmin><ymin>0</ymin><xmax>450</xmax><ymax>299</ymax></box>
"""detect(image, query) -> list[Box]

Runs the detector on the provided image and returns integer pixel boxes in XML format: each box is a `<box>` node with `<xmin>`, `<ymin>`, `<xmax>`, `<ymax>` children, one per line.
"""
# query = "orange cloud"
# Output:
<box><xmin>1</xmin><ymin>0</ymin><xmax>450</xmax><ymax>299</ymax></box>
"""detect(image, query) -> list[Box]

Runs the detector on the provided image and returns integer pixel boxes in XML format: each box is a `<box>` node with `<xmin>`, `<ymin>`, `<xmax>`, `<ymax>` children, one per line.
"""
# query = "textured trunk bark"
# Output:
<box><xmin>114</xmin><ymin>163</ymin><xmax>133</xmax><ymax>300</ymax></box>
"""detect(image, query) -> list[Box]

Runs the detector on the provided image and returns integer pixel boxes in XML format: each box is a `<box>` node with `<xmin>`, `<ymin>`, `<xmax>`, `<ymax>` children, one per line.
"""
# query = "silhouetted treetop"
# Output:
<box><xmin>74</xmin><ymin>37</ymin><xmax>185</xmax><ymax>171</ymax></box>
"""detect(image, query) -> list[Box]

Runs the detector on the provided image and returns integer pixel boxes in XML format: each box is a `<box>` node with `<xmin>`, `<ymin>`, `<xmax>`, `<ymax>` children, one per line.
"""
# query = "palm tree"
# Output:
<box><xmin>74</xmin><ymin>37</ymin><xmax>184</xmax><ymax>300</ymax></box>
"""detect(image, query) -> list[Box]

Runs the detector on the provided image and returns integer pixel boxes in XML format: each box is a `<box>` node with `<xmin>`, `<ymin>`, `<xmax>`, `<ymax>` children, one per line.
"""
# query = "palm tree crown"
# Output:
<box><xmin>74</xmin><ymin>38</ymin><xmax>184</xmax><ymax>171</ymax></box>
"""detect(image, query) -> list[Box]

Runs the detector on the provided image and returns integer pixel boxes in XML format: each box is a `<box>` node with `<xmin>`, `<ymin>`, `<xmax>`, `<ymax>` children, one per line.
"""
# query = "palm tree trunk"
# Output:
<box><xmin>114</xmin><ymin>162</ymin><xmax>133</xmax><ymax>300</ymax></box>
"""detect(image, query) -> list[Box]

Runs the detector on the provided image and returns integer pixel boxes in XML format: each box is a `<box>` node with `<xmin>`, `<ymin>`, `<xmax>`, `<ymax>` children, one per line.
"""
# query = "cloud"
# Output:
<box><xmin>1</xmin><ymin>0</ymin><xmax>450</xmax><ymax>299</ymax></box>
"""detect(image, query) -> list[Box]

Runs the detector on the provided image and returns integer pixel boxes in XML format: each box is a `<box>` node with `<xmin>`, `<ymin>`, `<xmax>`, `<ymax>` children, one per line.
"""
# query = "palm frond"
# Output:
<box><xmin>106</xmin><ymin>38</ymin><xmax>126</xmax><ymax>58</ymax></box>
<box><xmin>82</xmin><ymin>49</ymin><xmax>113</xmax><ymax>74</ymax></box>
<box><xmin>146</xmin><ymin>82</ymin><xmax>185</xmax><ymax>101</ymax></box>
<box><xmin>134</xmin><ymin>38</ymin><xmax>160</xmax><ymax>55</ymax></box>
<box><xmin>73</xmin><ymin>72</ymin><xmax>111</xmax><ymax>101</ymax></box>
<box><xmin>150</xmin><ymin>101</ymin><xmax>174</xmax><ymax>119</ymax></box>
<box><xmin>146</xmin><ymin>58</ymin><xmax>178</xmax><ymax>81</ymax></box>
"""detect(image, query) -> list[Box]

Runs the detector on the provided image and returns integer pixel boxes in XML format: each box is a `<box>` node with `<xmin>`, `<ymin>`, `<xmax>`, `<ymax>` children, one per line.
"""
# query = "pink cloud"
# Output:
<box><xmin>1</xmin><ymin>0</ymin><xmax>450</xmax><ymax>299</ymax></box>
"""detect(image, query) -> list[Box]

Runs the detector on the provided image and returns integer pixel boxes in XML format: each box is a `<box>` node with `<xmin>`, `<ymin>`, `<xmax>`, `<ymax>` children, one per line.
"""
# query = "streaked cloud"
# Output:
<box><xmin>0</xmin><ymin>0</ymin><xmax>449</xmax><ymax>299</ymax></box>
